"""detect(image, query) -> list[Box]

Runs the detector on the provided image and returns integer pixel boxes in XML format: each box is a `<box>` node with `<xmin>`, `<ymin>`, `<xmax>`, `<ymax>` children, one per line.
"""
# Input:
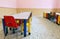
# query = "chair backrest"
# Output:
<box><xmin>4</xmin><ymin>16</ymin><xmax>18</xmax><ymax>28</ymax></box>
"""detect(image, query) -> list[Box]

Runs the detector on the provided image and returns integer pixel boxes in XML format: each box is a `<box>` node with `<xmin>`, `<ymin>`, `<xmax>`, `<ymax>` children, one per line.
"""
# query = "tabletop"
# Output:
<box><xmin>2</xmin><ymin>12</ymin><xmax>32</xmax><ymax>19</ymax></box>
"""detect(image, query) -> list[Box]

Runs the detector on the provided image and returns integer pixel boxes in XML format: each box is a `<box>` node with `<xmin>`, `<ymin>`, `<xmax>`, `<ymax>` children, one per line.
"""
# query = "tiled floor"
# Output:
<box><xmin>0</xmin><ymin>16</ymin><xmax>60</xmax><ymax>39</ymax></box>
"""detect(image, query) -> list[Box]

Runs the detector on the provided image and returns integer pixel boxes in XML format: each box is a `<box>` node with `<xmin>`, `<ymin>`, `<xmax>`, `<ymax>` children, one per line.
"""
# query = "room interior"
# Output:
<box><xmin>0</xmin><ymin>0</ymin><xmax>60</xmax><ymax>39</ymax></box>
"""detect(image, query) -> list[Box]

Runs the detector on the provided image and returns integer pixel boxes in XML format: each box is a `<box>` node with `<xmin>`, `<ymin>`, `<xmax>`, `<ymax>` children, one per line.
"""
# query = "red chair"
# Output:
<box><xmin>4</xmin><ymin>16</ymin><xmax>19</xmax><ymax>39</ymax></box>
<box><xmin>4</xmin><ymin>16</ymin><xmax>18</xmax><ymax>28</ymax></box>
<box><xmin>4</xmin><ymin>16</ymin><xmax>20</xmax><ymax>34</ymax></box>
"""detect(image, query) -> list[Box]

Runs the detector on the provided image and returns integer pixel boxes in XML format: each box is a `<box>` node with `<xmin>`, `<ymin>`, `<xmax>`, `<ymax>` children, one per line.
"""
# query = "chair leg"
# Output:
<box><xmin>9</xmin><ymin>28</ymin><xmax>12</xmax><ymax>31</ymax></box>
<box><xmin>12</xmin><ymin>28</ymin><xmax>15</xmax><ymax>34</ymax></box>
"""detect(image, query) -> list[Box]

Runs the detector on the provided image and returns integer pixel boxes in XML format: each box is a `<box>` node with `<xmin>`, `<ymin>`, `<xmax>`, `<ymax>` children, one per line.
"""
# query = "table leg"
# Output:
<box><xmin>21</xmin><ymin>23</ymin><xmax>24</xmax><ymax>35</ymax></box>
<box><xmin>28</xmin><ymin>17</ymin><xmax>31</xmax><ymax>35</ymax></box>
<box><xmin>24</xmin><ymin>19</ymin><xmax>27</xmax><ymax>37</ymax></box>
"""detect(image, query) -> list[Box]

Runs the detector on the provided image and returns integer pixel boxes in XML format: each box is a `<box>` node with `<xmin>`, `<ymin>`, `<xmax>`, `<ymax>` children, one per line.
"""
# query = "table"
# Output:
<box><xmin>2</xmin><ymin>12</ymin><xmax>32</xmax><ymax>37</ymax></box>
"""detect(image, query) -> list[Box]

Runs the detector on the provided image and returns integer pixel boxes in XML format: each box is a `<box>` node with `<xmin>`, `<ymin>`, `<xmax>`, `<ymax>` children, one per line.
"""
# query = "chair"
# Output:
<box><xmin>4</xmin><ymin>16</ymin><xmax>19</xmax><ymax>39</ymax></box>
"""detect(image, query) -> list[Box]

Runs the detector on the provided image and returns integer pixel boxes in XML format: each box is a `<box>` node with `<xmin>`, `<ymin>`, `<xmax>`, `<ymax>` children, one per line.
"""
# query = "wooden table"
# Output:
<box><xmin>2</xmin><ymin>12</ymin><xmax>32</xmax><ymax>37</ymax></box>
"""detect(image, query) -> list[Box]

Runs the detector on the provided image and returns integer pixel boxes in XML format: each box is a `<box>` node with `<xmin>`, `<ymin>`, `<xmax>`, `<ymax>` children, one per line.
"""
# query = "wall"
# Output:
<box><xmin>17</xmin><ymin>0</ymin><xmax>60</xmax><ymax>16</ymax></box>
<box><xmin>0</xmin><ymin>8</ymin><xmax>17</xmax><ymax>26</ymax></box>
<box><xmin>54</xmin><ymin>0</ymin><xmax>60</xmax><ymax>8</ymax></box>
<box><xmin>17</xmin><ymin>8</ymin><xmax>57</xmax><ymax>16</ymax></box>
<box><xmin>17</xmin><ymin>0</ymin><xmax>59</xmax><ymax>16</ymax></box>
<box><xmin>17</xmin><ymin>0</ymin><xmax>54</xmax><ymax>8</ymax></box>
<box><xmin>17</xmin><ymin>0</ymin><xmax>56</xmax><ymax>17</ymax></box>
<box><xmin>0</xmin><ymin>0</ymin><xmax>17</xmax><ymax>25</ymax></box>
<box><xmin>0</xmin><ymin>0</ymin><xmax>59</xmax><ymax>9</ymax></box>
<box><xmin>0</xmin><ymin>0</ymin><xmax>16</xmax><ymax>8</ymax></box>
<box><xmin>0</xmin><ymin>8</ymin><xmax>17</xmax><ymax>18</ymax></box>
<box><xmin>54</xmin><ymin>0</ymin><xmax>60</xmax><ymax>12</ymax></box>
